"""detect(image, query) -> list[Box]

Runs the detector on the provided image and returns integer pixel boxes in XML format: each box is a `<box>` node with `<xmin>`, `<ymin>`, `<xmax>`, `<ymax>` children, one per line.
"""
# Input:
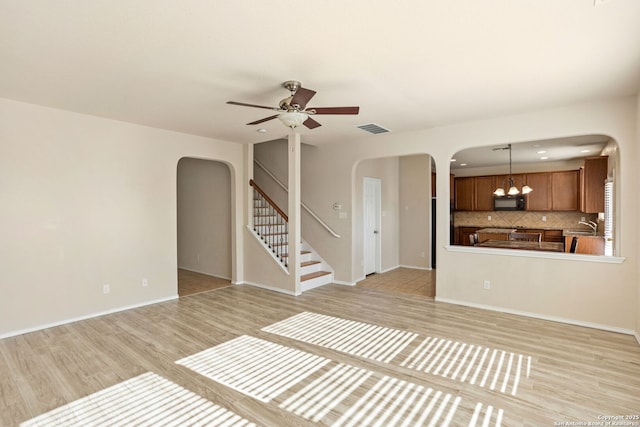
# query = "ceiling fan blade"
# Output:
<box><xmin>290</xmin><ymin>87</ymin><xmax>316</xmax><ymax>110</ymax></box>
<box><xmin>247</xmin><ymin>114</ymin><xmax>279</xmax><ymax>125</ymax></box>
<box><xmin>308</xmin><ymin>106</ymin><xmax>360</xmax><ymax>115</ymax></box>
<box><xmin>303</xmin><ymin>117</ymin><xmax>322</xmax><ymax>129</ymax></box>
<box><xmin>227</xmin><ymin>101</ymin><xmax>279</xmax><ymax>111</ymax></box>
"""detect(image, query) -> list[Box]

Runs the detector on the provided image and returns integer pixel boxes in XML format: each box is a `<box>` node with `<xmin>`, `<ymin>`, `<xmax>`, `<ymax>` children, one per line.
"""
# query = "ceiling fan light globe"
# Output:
<box><xmin>522</xmin><ymin>185</ymin><xmax>533</xmax><ymax>194</ymax></box>
<box><xmin>278</xmin><ymin>112</ymin><xmax>308</xmax><ymax>128</ymax></box>
<box><xmin>508</xmin><ymin>186</ymin><xmax>520</xmax><ymax>196</ymax></box>
<box><xmin>494</xmin><ymin>188</ymin><xmax>505</xmax><ymax>196</ymax></box>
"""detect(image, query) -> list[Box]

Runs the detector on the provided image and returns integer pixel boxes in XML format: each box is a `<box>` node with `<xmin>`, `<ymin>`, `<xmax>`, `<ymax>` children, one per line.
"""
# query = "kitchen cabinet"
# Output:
<box><xmin>525</xmin><ymin>173</ymin><xmax>552</xmax><ymax>211</ymax></box>
<box><xmin>551</xmin><ymin>171</ymin><xmax>580</xmax><ymax>211</ymax></box>
<box><xmin>474</xmin><ymin>176</ymin><xmax>495</xmax><ymax>211</ymax></box>
<box><xmin>455</xmin><ymin>169</ymin><xmax>582</xmax><ymax>212</ymax></box>
<box><xmin>581</xmin><ymin>157</ymin><xmax>608</xmax><ymax>213</ymax></box>
<box><xmin>454</xmin><ymin>175</ymin><xmax>507</xmax><ymax>211</ymax></box>
<box><xmin>454</xmin><ymin>177</ymin><xmax>474</xmax><ymax>211</ymax></box>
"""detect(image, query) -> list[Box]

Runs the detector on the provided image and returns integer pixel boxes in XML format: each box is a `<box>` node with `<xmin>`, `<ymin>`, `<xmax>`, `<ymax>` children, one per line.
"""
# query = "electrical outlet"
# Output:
<box><xmin>542</xmin><ymin>215</ymin><xmax>547</xmax><ymax>222</ymax></box>
<box><xmin>103</xmin><ymin>284</ymin><xmax>110</xmax><ymax>294</ymax></box>
<box><xmin>581</xmin><ymin>217</ymin><xmax>586</xmax><ymax>222</ymax></box>
<box><xmin>483</xmin><ymin>280</ymin><xmax>491</xmax><ymax>290</ymax></box>
<box><xmin>487</xmin><ymin>215</ymin><xmax>492</xmax><ymax>221</ymax></box>
<box><xmin>142</xmin><ymin>278</ymin><xmax>148</xmax><ymax>287</ymax></box>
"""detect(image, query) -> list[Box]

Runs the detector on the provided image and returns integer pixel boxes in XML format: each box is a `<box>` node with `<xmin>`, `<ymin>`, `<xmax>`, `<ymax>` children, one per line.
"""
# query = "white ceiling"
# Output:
<box><xmin>1</xmin><ymin>1</ymin><xmax>639</xmax><ymax>147</ymax></box>
<box><xmin>451</xmin><ymin>134</ymin><xmax>611</xmax><ymax>170</ymax></box>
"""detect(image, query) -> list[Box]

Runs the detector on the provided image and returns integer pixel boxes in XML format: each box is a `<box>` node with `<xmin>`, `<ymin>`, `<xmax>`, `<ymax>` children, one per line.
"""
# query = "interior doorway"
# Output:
<box><xmin>176</xmin><ymin>158</ymin><xmax>232</xmax><ymax>296</ymax></box>
<box><xmin>355</xmin><ymin>155</ymin><xmax>436</xmax><ymax>298</ymax></box>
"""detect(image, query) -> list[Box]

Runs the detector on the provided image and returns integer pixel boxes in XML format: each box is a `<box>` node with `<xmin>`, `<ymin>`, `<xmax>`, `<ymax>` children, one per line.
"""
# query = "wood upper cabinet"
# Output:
<box><xmin>525</xmin><ymin>173</ymin><xmax>552</xmax><ymax>211</ymax></box>
<box><xmin>551</xmin><ymin>170</ymin><xmax>579</xmax><ymax>211</ymax></box>
<box><xmin>454</xmin><ymin>177</ymin><xmax>474</xmax><ymax>211</ymax></box>
<box><xmin>454</xmin><ymin>170</ymin><xmax>582</xmax><ymax>212</ymax></box>
<box><xmin>581</xmin><ymin>156</ymin><xmax>608</xmax><ymax>213</ymax></box>
<box><xmin>474</xmin><ymin>176</ymin><xmax>495</xmax><ymax>211</ymax></box>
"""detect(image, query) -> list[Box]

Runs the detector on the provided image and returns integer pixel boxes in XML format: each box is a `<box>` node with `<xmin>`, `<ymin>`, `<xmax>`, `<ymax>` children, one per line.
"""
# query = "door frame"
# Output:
<box><xmin>363</xmin><ymin>177</ymin><xmax>382</xmax><ymax>275</ymax></box>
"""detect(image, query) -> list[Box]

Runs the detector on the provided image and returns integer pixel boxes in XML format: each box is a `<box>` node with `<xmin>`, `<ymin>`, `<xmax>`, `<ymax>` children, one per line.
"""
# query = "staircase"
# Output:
<box><xmin>250</xmin><ymin>180</ymin><xmax>333</xmax><ymax>291</ymax></box>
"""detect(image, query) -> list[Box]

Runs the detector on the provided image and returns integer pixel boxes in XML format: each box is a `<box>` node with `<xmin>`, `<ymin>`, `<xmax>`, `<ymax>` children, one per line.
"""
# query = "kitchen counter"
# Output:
<box><xmin>476</xmin><ymin>228</ymin><xmax>517</xmax><ymax>234</ymax></box>
<box><xmin>477</xmin><ymin>239</ymin><xmax>564</xmax><ymax>252</ymax></box>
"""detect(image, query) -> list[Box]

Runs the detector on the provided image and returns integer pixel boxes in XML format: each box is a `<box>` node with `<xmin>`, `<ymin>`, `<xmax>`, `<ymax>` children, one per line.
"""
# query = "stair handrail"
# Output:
<box><xmin>254</xmin><ymin>159</ymin><xmax>341</xmax><ymax>238</ymax></box>
<box><xmin>249</xmin><ymin>179</ymin><xmax>288</xmax><ymax>222</ymax></box>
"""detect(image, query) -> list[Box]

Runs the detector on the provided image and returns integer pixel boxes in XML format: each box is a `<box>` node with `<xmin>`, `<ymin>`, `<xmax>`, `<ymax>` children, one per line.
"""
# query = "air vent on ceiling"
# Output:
<box><xmin>357</xmin><ymin>123</ymin><xmax>391</xmax><ymax>134</ymax></box>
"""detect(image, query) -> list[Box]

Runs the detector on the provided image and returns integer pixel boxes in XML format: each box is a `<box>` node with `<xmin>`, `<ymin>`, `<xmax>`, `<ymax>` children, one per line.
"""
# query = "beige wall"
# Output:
<box><xmin>301</xmin><ymin>97</ymin><xmax>637</xmax><ymax>333</ymax></box>
<box><xmin>355</xmin><ymin>157</ymin><xmax>400</xmax><ymax>276</ymax></box>
<box><xmin>399</xmin><ymin>155</ymin><xmax>432</xmax><ymax>269</ymax></box>
<box><xmin>0</xmin><ymin>98</ymin><xmax>245</xmax><ymax>337</ymax></box>
<box><xmin>177</xmin><ymin>157</ymin><xmax>231</xmax><ymax>279</ymax></box>
<box><xmin>2</xmin><ymin>94</ymin><xmax>637</xmax><ymax>341</ymax></box>
<box><xmin>636</xmin><ymin>94</ymin><xmax>640</xmax><ymax>340</ymax></box>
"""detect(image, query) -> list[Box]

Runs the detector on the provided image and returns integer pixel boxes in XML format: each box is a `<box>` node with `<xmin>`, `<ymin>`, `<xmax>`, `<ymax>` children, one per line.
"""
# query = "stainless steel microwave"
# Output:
<box><xmin>494</xmin><ymin>195</ymin><xmax>526</xmax><ymax>211</ymax></box>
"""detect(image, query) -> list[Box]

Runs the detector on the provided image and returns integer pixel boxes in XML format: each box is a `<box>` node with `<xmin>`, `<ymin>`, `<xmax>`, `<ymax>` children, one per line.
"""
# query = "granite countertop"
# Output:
<box><xmin>476</xmin><ymin>228</ymin><xmax>517</xmax><ymax>234</ymax></box>
<box><xmin>462</xmin><ymin>226</ymin><xmax>566</xmax><ymax>232</ymax></box>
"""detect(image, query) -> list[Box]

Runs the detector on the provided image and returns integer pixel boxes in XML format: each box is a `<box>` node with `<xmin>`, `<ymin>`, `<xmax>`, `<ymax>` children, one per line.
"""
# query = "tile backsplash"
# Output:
<box><xmin>453</xmin><ymin>211</ymin><xmax>598</xmax><ymax>230</ymax></box>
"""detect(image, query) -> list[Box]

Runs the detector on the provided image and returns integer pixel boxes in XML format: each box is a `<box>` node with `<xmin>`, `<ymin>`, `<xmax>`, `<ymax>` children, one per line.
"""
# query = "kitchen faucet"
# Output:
<box><xmin>578</xmin><ymin>220</ymin><xmax>597</xmax><ymax>233</ymax></box>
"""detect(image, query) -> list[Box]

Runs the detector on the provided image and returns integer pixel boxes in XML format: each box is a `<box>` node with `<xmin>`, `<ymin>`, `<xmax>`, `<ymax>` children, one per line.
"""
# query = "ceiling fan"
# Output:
<box><xmin>227</xmin><ymin>80</ymin><xmax>359</xmax><ymax>129</ymax></box>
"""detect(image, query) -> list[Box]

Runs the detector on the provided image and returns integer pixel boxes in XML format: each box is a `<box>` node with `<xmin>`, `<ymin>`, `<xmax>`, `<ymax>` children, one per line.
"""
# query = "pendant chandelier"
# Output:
<box><xmin>493</xmin><ymin>144</ymin><xmax>533</xmax><ymax>196</ymax></box>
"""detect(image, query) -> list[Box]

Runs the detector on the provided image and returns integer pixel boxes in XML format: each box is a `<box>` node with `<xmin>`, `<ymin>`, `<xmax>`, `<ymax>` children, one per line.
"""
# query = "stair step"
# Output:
<box><xmin>301</xmin><ymin>260</ymin><xmax>320</xmax><ymax>267</ymax></box>
<box><xmin>301</xmin><ymin>270</ymin><xmax>331</xmax><ymax>282</ymax></box>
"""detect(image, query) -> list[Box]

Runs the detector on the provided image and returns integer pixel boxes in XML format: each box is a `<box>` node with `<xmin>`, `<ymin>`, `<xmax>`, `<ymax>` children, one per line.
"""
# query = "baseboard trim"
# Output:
<box><xmin>435</xmin><ymin>297</ymin><xmax>637</xmax><ymax>339</ymax></box>
<box><xmin>0</xmin><ymin>295</ymin><xmax>179</xmax><ymax>340</ymax></box>
<box><xmin>398</xmin><ymin>264</ymin><xmax>433</xmax><ymax>271</ymax></box>
<box><xmin>333</xmin><ymin>280</ymin><xmax>357</xmax><ymax>286</ymax></box>
<box><xmin>177</xmin><ymin>267</ymin><xmax>231</xmax><ymax>281</ymax></box>
<box><xmin>241</xmin><ymin>281</ymin><xmax>299</xmax><ymax>296</ymax></box>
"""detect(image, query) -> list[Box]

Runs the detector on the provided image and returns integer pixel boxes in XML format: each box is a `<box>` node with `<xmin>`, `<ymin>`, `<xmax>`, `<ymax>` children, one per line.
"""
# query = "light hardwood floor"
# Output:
<box><xmin>178</xmin><ymin>269</ymin><xmax>232</xmax><ymax>296</ymax></box>
<box><xmin>356</xmin><ymin>267</ymin><xmax>435</xmax><ymax>298</ymax></box>
<box><xmin>1</xmin><ymin>283</ymin><xmax>638</xmax><ymax>426</ymax></box>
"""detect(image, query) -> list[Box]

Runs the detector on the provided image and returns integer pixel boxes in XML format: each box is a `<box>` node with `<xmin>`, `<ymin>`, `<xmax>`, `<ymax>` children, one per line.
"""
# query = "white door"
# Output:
<box><xmin>363</xmin><ymin>177</ymin><xmax>381</xmax><ymax>275</ymax></box>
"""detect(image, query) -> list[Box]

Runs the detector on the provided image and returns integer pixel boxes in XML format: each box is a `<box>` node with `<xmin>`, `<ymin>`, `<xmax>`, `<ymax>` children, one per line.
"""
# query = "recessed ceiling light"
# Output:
<box><xmin>257</xmin><ymin>128</ymin><xmax>267</xmax><ymax>133</ymax></box>
<box><xmin>580</xmin><ymin>149</ymin><xmax>590</xmax><ymax>153</ymax></box>
<box><xmin>540</xmin><ymin>156</ymin><xmax>549</xmax><ymax>160</ymax></box>
<box><xmin>537</xmin><ymin>150</ymin><xmax>547</xmax><ymax>154</ymax></box>
<box><xmin>450</xmin><ymin>158</ymin><xmax>456</xmax><ymax>162</ymax></box>
<box><xmin>460</xmin><ymin>163</ymin><xmax>468</xmax><ymax>166</ymax></box>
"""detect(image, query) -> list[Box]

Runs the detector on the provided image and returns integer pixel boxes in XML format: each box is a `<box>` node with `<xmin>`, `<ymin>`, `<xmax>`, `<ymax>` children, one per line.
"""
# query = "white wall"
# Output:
<box><xmin>0</xmin><ymin>98</ymin><xmax>244</xmax><ymax>337</ymax></box>
<box><xmin>177</xmin><ymin>157</ymin><xmax>231</xmax><ymax>279</ymax></box>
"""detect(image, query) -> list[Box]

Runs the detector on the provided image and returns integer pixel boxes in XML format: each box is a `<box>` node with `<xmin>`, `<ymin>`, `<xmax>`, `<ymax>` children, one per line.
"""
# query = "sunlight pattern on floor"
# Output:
<box><xmin>176</xmin><ymin>335</ymin><xmax>330</xmax><ymax>403</ymax></box>
<box><xmin>469</xmin><ymin>402</ymin><xmax>504</xmax><ymax>427</ymax></box>
<box><xmin>262</xmin><ymin>312</ymin><xmax>418</xmax><ymax>363</ymax></box>
<box><xmin>263</xmin><ymin>312</ymin><xmax>532</xmax><ymax>396</ymax></box>
<box><xmin>20</xmin><ymin>372</ymin><xmax>257</xmax><ymax>427</ymax></box>
<box><xmin>400</xmin><ymin>337</ymin><xmax>532</xmax><ymax>395</ymax></box>
<box><xmin>176</xmin><ymin>334</ymin><xmax>506</xmax><ymax>426</ymax></box>
<box><xmin>279</xmin><ymin>363</ymin><xmax>373</xmax><ymax>422</ymax></box>
<box><xmin>333</xmin><ymin>376</ymin><xmax>461</xmax><ymax>427</ymax></box>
